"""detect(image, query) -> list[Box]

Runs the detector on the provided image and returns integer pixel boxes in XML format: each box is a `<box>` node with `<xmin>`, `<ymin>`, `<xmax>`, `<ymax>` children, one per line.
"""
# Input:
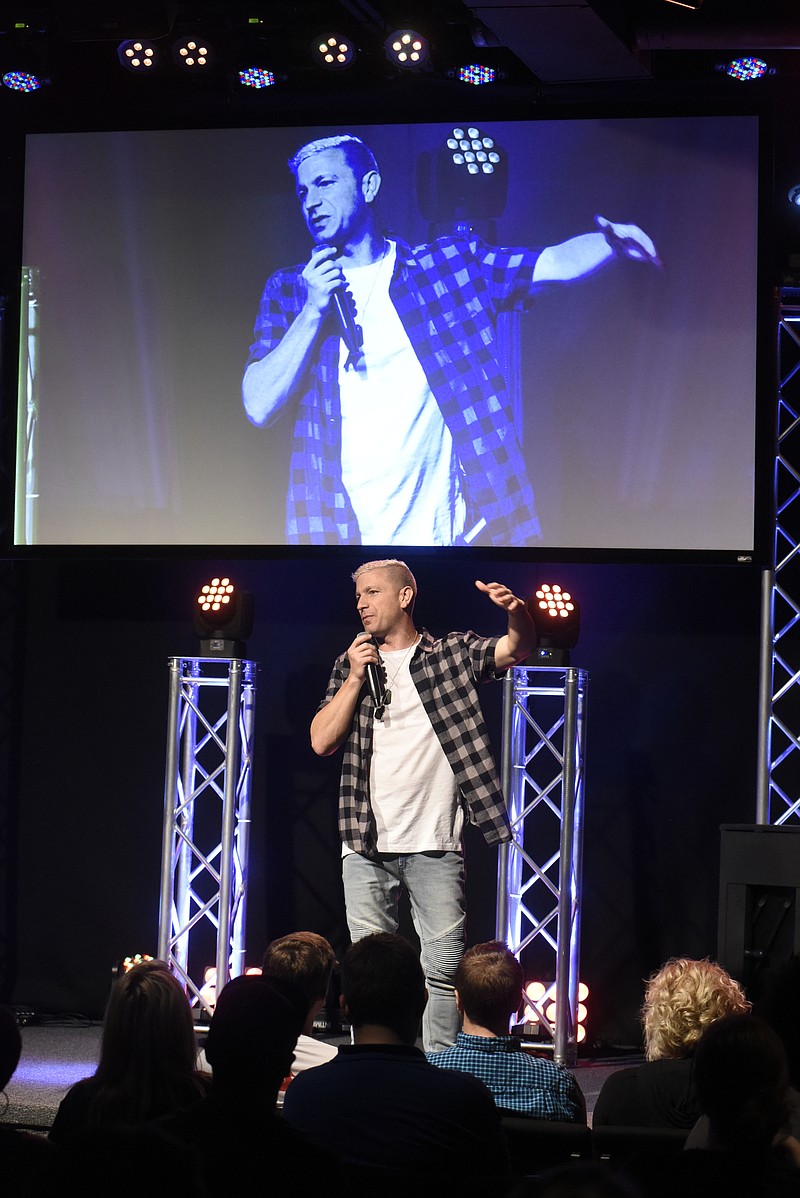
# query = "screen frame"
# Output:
<box><xmin>0</xmin><ymin>95</ymin><xmax>778</xmax><ymax>569</ymax></box>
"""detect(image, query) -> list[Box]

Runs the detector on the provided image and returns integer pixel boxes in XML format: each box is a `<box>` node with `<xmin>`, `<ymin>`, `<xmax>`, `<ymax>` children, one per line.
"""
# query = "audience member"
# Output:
<box><xmin>261</xmin><ymin>930</ymin><xmax>339</xmax><ymax>1077</ymax></box>
<box><xmin>159</xmin><ymin>972</ymin><xmax>343</xmax><ymax>1193</ymax></box>
<box><xmin>22</xmin><ymin>1123</ymin><xmax>208</xmax><ymax>1198</ymax></box>
<box><xmin>282</xmin><ymin>932</ymin><xmax>511</xmax><ymax>1190</ymax></box>
<box><xmin>686</xmin><ymin>953</ymin><xmax>800</xmax><ymax>1148</ymax></box>
<box><xmin>48</xmin><ymin>960</ymin><xmax>209</xmax><ymax>1143</ymax></box>
<box><xmin>427</xmin><ymin>941</ymin><xmax>585</xmax><ymax>1121</ymax></box>
<box><xmin>0</xmin><ymin>1004</ymin><xmax>53</xmax><ymax>1195</ymax></box>
<box><xmin>628</xmin><ymin>1015</ymin><xmax>800</xmax><ymax>1197</ymax></box>
<box><xmin>592</xmin><ymin>957</ymin><xmax>749</xmax><ymax>1129</ymax></box>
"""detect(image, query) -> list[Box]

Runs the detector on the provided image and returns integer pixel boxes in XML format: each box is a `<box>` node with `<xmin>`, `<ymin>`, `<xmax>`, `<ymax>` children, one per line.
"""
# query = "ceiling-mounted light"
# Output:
<box><xmin>117</xmin><ymin>39</ymin><xmax>159</xmax><ymax>73</ymax></box>
<box><xmin>1</xmin><ymin>69</ymin><xmax>44</xmax><ymax>91</ymax></box>
<box><xmin>238</xmin><ymin>66</ymin><xmax>277</xmax><ymax>89</ymax></box>
<box><xmin>313</xmin><ymin>33</ymin><xmax>356</xmax><ymax>71</ymax></box>
<box><xmin>172</xmin><ymin>35</ymin><xmax>214</xmax><ymax>71</ymax></box>
<box><xmin>724</xmin><ymin>57</ymin><xmax>769</xmax><ymax>82</ymax></box>
<box><xmin>385</xmin><ymin>29</ymin><xmax>429</xmax><ymax>70</ymax></box>
<box><xmin>458</xmin><ymin>64</ymin><xmax>496</xmax><ymax>86</ymax></box>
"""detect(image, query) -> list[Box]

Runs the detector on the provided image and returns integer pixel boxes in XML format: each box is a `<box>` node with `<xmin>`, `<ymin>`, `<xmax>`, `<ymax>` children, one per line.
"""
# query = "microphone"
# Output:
<box><xmin>322</xmin><ymin>242</ymin><xmax>363</xmax><ymax>358</ymax></box>
<box><xmin>363</xmin><ymin>637</ymin><xmax>386</xmax><ymax>718</ymax></box>
<box><xmin>331</xmin><ymin>287</ymin><xmax>363</xmax><ymax>359</ymax></box>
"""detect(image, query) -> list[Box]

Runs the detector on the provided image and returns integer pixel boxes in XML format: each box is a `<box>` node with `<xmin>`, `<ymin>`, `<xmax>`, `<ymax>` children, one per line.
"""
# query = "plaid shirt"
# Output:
<box><xmin>319</xmin><ymin>629</ymin><xmax>512</xmax><ymax>857</ymax></box>
<box><xmin>427</xmin><ymin>1033</ymin><xmax>584</xmax><ymax>1122</ymax></box>
<box><xmin>247</xmin><ymin>234</ymin><xmax>543</xmax><ymax>545</ymax></box>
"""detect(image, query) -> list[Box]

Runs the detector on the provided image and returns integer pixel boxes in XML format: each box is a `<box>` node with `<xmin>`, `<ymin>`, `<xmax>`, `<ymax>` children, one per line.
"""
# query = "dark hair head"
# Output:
<box><xmin>694</xmin><ymin>1013</ymin><xmax>790</xmax><ymax>1155</ymax></box>
<box><xmin>455</xmin><ymin>941</ymin><xmax>523</xmax><ymax>1029</ymax></box>
<box><xmin>93</xmin><ymin>960</ymin><xmax>205</xmax><ymax>1123</ymax></box>
<box><xmin>262</xmin><ymin>931</ymin><xmax>336</xmax><ymax>1009</ymax></box>
<box><xmin>205</xmin><ymin>974</ymin><xmax>306</xmax><ymax>1091</ymax></box>
<box><xmin>341</xmin><ymin>933</ymin><xmax>426</xmax><ymax>1043</ymax></box>
<box><xmin>0</xmin><ymin>1006</ymin><xmax>21</xmax><ymax>1092</ymax></box>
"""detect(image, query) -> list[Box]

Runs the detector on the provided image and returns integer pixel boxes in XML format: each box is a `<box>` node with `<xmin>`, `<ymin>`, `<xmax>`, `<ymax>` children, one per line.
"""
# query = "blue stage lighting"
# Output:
<box><xmin>458</xmin><ymin>64</ymin><xmax>496</xmax><ymax>86</ymax></box>
<box><xmin>725</xmin><ymin>57</ymin><xmax>768</xmax><ymax>81</ymax></box>
<box><xmin>238</xmin><ymin>66</ymin><xmax>276</xmax><ymax>88</ymax></box>
<box><xmin>2</xmin><ymin>70</ymin><xmax>43</xmax><ymax>92</ymax></box>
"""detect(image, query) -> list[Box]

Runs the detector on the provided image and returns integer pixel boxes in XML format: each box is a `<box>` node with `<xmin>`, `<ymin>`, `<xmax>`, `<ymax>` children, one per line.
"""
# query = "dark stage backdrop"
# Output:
<box><xmin>2</xmin><ymin>555</ymin><xmax>760</xmax><ymax>1046</ymax></box>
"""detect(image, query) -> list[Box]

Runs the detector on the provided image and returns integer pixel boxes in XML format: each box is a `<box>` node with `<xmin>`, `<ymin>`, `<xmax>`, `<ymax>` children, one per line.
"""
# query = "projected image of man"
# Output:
<box><xmin>242</xmin><ymin>133</ymin><xmax>660</xmax><ymax>547</ymax></box>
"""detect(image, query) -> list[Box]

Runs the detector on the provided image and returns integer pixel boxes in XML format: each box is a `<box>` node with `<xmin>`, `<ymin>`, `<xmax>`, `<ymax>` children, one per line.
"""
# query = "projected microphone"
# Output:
<box><xmin>323</xmin><ymin>242</ymin><xmax>363</xmax><ymax>359</ymax></box>
<box><xmin>331</xmin><ymin>285</ymin><xmax>363</xmax><ymax>359</ymax></box>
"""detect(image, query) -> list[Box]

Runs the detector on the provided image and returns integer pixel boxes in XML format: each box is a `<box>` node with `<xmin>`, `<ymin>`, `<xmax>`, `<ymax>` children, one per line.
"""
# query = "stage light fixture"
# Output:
<box><xmin>530</xmin><ymin>583</ymin><xmax>580</xmax><ymax>666</ymax></box>
<box><xmin>457</xmin><ymin>64</ymin><xmax>496</xmax><ymax>86</ymax></box>
<box><xmin>238</xmin><ymin>66</ymin><xmax>277</xmax><ymax>88</ymax></box>
<box><xmin>111</xmin><ymin>953</ymin><xmax>154</xmax><ymax>981</ymax></box>
<box><xmin>523</xmin><ymin>980</ymin><xmax>589</xmax><ymax>1043</ymax></box>
<box><xmin>447</xmin><ymin>125</ymin><xmax>501</xmax><ymax>176</ymax></box>
<box><xmin>173</xmin><ymin>36</ymin><xmax>214</xmax><ymax>71</ymax></box>
<box><xmin>193</xmin><ymin>576</ymin><xmax>254</xmax><ymax>657</ymax></box>
<box><xmin>385</xmin><ymin>29</ymin><xmax>429</xmax><ymax>69</ymax></box>
<box><xmin>117</xmin><ymin>39</ymin><xmax>159</xmax><ymax>73</ymax></box>
<box><xmin>1</xmin><ymin>69</ymin><xmax>44</xmax><ymax>91</ymax></box>
<box><xmin>724</xmin><ymin>56</ymin><xmax>769</xmax><ymax>82</ymax></box>
<box><xmin>788</xmin><ymin>186</ymin><xmax>800</xmax><ymax>209</ymax></box>
<box><xmin>313</xmin><ymin>33</ymin><xmax>356</xmax><ymax>71</ymax></box>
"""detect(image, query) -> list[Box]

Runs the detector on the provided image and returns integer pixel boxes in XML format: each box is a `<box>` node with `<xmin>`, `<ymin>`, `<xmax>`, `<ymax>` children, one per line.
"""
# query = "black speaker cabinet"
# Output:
<box><xmin>718</xmin><ymin>823</ymin><xmax>800</xmax><ymax>1000</ymax></box>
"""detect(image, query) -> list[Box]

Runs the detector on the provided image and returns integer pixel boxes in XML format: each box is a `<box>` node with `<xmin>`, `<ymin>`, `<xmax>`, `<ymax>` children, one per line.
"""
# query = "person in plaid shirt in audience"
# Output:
<box><xmin>310</xmin><ymin>558</ymin><xmax>536</xmax><ymax>1053</ymax></box>
<box><xmin>242</xmin><ymin>133</ymin><xmax>659</xmax><ymax>546</ymax></box>
<box><xmin>427</xmin><ymin>940</ymin><xmax>585</xmax><ymax>1121</ymax></box>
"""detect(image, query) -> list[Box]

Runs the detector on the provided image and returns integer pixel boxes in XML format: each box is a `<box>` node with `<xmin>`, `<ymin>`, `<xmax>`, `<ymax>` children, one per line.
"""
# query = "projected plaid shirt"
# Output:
<box><xmin>247</xmin><ymin>234</ymin><xmax>543</xmax><ymax>546</ymax></box>
<box><xmin>427</xmin><ymin>1033</ymin><xmax>584</xmax><ymax>1121</ymax></box>
<box><xmin>318</xmin><ymin>628</ymin><xmax>511</xmax><ymax>858</ymax></box>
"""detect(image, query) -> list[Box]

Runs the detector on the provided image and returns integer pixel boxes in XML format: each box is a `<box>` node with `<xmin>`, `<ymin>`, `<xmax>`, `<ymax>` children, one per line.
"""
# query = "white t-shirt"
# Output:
<box><xmin>338</xmin><ymin>241</ymin><xmax>466</xmax><ymax>545</ymax></box>
<box><xmin>366</xmin><ymin>641</ymin><xmax>462</xmax><ymax>853</ymax></box>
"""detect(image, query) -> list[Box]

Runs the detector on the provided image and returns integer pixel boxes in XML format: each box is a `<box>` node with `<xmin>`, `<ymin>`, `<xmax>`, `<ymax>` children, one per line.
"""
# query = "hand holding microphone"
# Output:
<box><xmin>302</xmin><ymin>244</ymin><xmax>362</xmax><ymax>359</ymax></box>
<box><xmin>349</xmin><ymin>632</ymin><xmax>386</xmax><ymax>719</ymax></box>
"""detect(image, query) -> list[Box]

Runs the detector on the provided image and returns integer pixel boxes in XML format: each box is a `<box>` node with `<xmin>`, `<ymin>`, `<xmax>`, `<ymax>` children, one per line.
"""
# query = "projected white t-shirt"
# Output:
<box><xmin>338</xmin><ymin>241</ymin><xmax>466</xmax><ymax>545</ymax></box>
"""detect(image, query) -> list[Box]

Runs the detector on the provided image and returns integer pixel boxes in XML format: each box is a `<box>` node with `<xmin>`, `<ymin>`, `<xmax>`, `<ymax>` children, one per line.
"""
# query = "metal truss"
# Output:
<box><xmin>760</xmin><ymin>300</ymin><xmax>800</xmax><ymax>825</ymax></box>
<box><xmin>15</xmin><ymin>268</ymin><xmax>38</xmax><ymax>546</ymax></box>
<box><xmin>158</xmin><ymin>656</ymin><xmax>257</xmax><ymax>1016</ymax></box>
<box><xmin>496</xmin><ymin>666</ymin><xmax>588</xmax><ymax>1065</ymax></box>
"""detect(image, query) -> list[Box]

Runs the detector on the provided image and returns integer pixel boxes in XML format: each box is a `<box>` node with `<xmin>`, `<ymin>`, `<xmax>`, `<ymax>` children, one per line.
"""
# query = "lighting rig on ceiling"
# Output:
<box><xmin>0</xmin><ymin>7</ymin><xmax>529</xmax><ymax>100</ymax></box>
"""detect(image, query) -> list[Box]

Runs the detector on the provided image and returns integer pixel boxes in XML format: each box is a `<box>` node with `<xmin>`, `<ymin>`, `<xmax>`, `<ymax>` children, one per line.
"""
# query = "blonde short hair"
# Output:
<box><xmin>351</xmin><ymin>559</ymin><xmax>417</xmax><ymax>600</ymax></box>
<box><xmin>642</xmin><ymin>957</ymin><xmax>750</xmax><ymax>1061</ymax></box>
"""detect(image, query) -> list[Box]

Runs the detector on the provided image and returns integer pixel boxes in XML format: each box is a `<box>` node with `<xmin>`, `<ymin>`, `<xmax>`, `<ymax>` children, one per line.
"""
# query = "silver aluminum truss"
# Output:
<box><xmin>759</xmin><ymin>300</ymin><xmax>800</xmax><ymax>825</ymax></box>
<box><xmin>158</xmin><ymin>656</ymin><xmax>257</xmax><ymax>1015</ymax></box>
<box><xmin>496</xmin><ymin>666</ymin><xmax>588</xmax><ymax>1066</ymax></box>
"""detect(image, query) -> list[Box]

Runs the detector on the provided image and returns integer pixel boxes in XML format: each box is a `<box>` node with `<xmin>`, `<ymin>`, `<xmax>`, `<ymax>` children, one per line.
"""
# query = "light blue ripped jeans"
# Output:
<box><xmin>342</xmin><ymin>850</ymin><xmax>466</xmax><ymax>1053</ymax></box>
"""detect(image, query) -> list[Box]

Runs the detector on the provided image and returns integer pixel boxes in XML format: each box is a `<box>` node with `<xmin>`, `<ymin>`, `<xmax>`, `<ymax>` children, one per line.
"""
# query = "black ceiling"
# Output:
<box><xmin>1</xmin><ymin>0</ymin><xmax>799</xmax><ymax>256</ymax></box>
<box><xmin>1</xmin><ymin>0</ymin><xmax>797</xmax><ymax>94</ymax></box>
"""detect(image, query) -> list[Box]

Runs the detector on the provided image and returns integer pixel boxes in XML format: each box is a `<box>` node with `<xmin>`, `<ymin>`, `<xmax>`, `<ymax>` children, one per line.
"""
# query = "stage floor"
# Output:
<box><xmin>3</xmin><ymin>1023</ymin><xmax>636</xmax><ymax>1130</ymax></box>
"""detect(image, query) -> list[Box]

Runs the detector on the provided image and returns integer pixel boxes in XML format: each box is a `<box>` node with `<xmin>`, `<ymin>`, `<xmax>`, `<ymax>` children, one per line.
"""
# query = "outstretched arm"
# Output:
<box><xmin>533</xmin><ymin>214</ymin><xmax>661</xmax><ymax>284</ymax></box>
<box><xmin>475</xmin><ymin>580</ymin><xmax>536</xmax><ymax>671</ymax></box>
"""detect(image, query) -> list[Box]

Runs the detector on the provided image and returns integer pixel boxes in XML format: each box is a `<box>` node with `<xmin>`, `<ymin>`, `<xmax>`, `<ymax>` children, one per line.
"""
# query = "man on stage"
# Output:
<box><xmin>310</xmin><ymin>558</ymin><xmax>536</xmax><ymax>1051</ymax></box>
<box><xmin>242</xmin><ymin>133</ymin><xmax>660</xmax><ymax>547</ymax></box>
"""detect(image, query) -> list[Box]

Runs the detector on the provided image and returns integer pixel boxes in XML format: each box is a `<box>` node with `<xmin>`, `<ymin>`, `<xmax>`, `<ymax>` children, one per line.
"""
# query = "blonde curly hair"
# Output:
<box><xmin>642</xmin><ymin>957</ymin><xmax>750</xmax><ymax>1061</ymax></box>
